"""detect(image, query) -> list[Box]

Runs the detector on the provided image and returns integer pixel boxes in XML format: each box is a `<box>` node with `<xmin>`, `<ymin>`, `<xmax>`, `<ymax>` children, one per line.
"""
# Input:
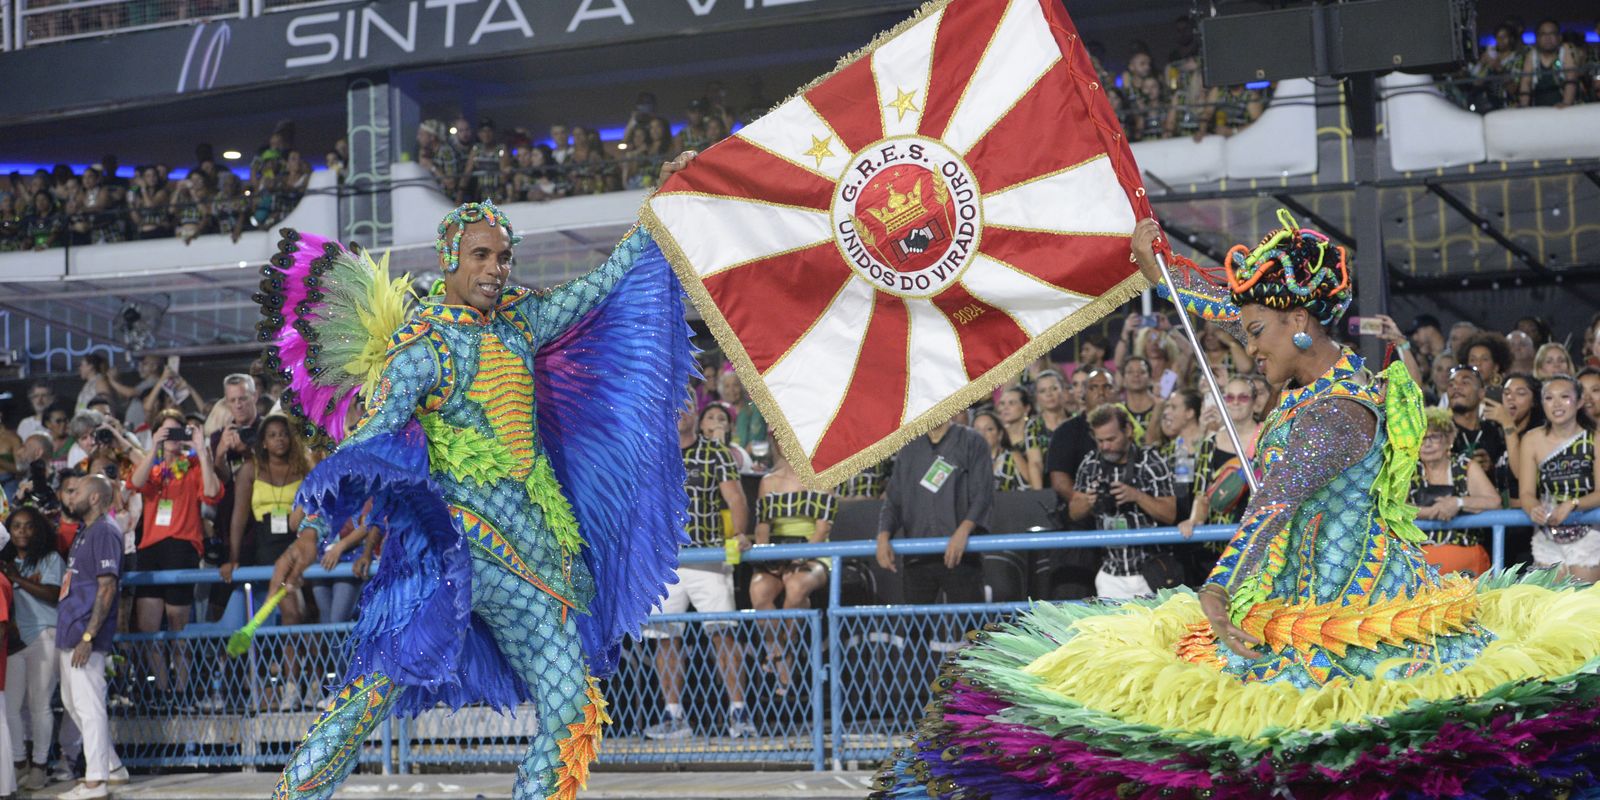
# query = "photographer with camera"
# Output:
<box><xmin>127</xmin><ymin>410</ymin><xmax>221</xmax><ymax>709</ymax></box>
<box><xmin>205</xmin><ymin>374</ymin><xmax>261</xmax><ymax>619</ymax></box>
<box><xmin>14</xmin><ymin>435</ymin><xmax>63</xmax><ymax>519</ymax></box>
<box><xmin>64</xmin><ymin>411</ymin><xmax>142</xmax><ymax>474</ymax></box>
<box><xmin>1068</xmin><ymin>404</ymin><xmax>1178</xmax><ymax>600</ymax></box>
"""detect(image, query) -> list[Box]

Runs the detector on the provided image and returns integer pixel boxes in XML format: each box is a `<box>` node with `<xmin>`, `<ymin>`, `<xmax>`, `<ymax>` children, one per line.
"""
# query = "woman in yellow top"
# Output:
<box><xmin>222</xmin><ymin>414</ymin><xmax>314</xmax><ymax>710</ymax></box>
<box><xmin>749</xmin><ymin>445</ymin><xmax>836</xmax><ymax>699</ymax></box>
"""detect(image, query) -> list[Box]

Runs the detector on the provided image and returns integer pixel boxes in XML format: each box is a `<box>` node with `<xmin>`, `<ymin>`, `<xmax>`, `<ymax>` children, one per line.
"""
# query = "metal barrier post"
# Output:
<box><xmin>809</xmin><ymin>610</ymin><xmax>824</xmax><ymax>771</ymax></box>
<box><xmin>827</xmin><ymin>546</ymin><xmax>843</xmax><ymax>770</ymax></box>
<box><xmin>1492</xmin><ymin>525</ymin><xmax>1504</xmax><ymax>572</ymax></box>
<box><xmin>381</xmin><ymin>718</ymin><xmax>393</xmax><ymax>774</ymax></box>
<box><xmin>244</xmin><ymin>582</ymin><xmax>262</xmax><ymax>721</ymax></box>
<box><xmin>398</xmin><ymin>716</ymin><xmax>410</xmax><ymax>774</ymax></box>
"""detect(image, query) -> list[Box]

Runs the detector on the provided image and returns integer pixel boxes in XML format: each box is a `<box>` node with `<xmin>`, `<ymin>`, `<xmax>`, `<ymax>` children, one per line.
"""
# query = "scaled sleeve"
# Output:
<box><xmin>1206</xmin><ymin>398</ymin><xmax>1375</xmax><ymax>620</ymax></box>
<box><xmin>341</xmin><ymin>340</ymin><xmax>439</xmax><ymax>449</ymax></box>
<box><xmin>522</xmin><ymin>227</ymin><xmax>645</xmax><ymax>343</ymax></box>
<box><xmin>1153</xmin><ymin>256</ymin><xmax>1245</xmax><ymax>345</ymax></box>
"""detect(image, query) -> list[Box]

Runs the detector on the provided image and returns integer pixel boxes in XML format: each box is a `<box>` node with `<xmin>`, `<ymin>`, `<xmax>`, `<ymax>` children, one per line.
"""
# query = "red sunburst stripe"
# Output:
<box><xmin>917</xmin><ymin>0</ymin><xmax>1010</xmax><ymax>141</ymax></box>
<box><xmin>804</xmin><ymin>56</ymin><xmax>884</xmax><ymax>155</ymax></box>
<box><xmin>703</xmin><ymin>243</ymin><xmax>853</xmax><ymax>374</ymax></box>
<box><xmin>965</xmin><ymin>62</ymin><xmax>1109</xmax><ymax>194</ymax></box>
<box><xmin>810</xmin><ymin>293</ymin><xmax>910</xmax><ymax>473</ymax></box>
<box><xmin>672</xmin><ymin>137</ymin><xmax>836</xmax><ymax>210</ymax></box>
<box><xmin>979</xmin><ymin>227</ymin><xmax>1138</xmax><ymax>297</ymax></box>
<box><xmin>929</xmin><ymin>282</ymin><xmax>1031</xmax><ymax>380</ymax></box>
<box><xmin>1039</xmin><ymin>0</ymin><xmax>1155</xmax><ymax>222</ymax></box>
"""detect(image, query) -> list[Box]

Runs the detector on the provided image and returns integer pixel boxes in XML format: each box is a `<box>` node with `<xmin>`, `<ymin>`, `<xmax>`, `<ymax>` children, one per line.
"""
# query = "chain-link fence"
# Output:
<box><xmin>112</xmin><ymin>622</ymin><xmax>390</xmax><ymax>770</ymax></box>
<box><xmin>104</xmin><ymin>512</ymin><xmax>1565</xmax><ymax>774</ymax></box>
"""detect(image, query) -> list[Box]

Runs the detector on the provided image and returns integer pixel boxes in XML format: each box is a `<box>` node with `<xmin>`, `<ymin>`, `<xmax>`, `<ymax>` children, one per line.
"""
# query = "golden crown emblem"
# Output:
<box><xmin>866</xmin><ymin>178</ymin><xmax>929</xmax><ymax>233</ymax></box>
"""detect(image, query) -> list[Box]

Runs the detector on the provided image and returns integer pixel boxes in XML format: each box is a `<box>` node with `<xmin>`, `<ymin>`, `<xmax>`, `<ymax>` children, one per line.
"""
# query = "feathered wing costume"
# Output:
<box><xmin>254</xmin><ymin>219</ymin><xmax>694</xmax><ymax>800</ymax></box>
<box><xmin>874</xmin><ymin>211</ymin><xmax>1600</xmax><ymax>800</ymax></box>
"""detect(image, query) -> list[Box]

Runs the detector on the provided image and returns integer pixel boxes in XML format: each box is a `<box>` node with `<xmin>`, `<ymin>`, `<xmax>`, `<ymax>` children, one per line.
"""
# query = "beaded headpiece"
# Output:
<box><xmin>435</xmin><ymin>200</ymin><xmax>522</xmax><ymax>273</ymax></box>
<box><xmin>1225</xmin><ymin>208</ymin><xmax>1352</xmax><ymax>327</ymax></box>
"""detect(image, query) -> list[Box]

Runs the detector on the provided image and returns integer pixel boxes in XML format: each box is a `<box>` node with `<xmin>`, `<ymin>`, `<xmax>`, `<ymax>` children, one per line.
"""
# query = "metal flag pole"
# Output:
<box><xmin>1153</xmin><ymin>250</ymin><xmax>1262</xmax><ymax>495</ymax></box>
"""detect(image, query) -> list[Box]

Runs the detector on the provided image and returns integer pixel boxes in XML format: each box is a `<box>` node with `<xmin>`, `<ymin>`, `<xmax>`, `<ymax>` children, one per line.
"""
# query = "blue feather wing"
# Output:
<box><xmin>534</xmin><ymin>232</ymin><xmax>696</xmax><ymax>677</ymax></box>
<box><xmin>295</xmin><ymin>421</ymin><xmax>530</xmax><ymax>714</ymax></box>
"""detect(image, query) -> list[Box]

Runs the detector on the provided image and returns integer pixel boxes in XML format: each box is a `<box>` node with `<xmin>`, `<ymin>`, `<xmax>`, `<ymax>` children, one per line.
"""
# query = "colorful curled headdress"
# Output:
<box><xmin>435</xmin><ymin>200</ymin><xmax>523</xmax><ymax>273</ymax></box>
<box><xmin>1224</xmin><ymin>208</ymin><xmax>1352</xmax><ymax>327</ymax></box>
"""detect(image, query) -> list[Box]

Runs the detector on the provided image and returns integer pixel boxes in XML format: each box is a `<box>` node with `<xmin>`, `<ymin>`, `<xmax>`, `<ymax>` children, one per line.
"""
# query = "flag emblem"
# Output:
<box><xmin>644</xmin><ymin>0</ymin><xmax>1155</xmax><ymax>487</ymax></box>
<box><xmin>836</xmin><ymin>137</ymin><xmax>980</xmax><ymax>298</ymax></box>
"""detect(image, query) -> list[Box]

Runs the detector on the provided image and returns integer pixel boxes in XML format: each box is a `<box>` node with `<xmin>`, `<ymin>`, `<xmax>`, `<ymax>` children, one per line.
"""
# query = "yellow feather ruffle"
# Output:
<box><xmin>1024</xmin><ymin>583</ymin><xmax>1600</xmax><ymax>740</ymax></box>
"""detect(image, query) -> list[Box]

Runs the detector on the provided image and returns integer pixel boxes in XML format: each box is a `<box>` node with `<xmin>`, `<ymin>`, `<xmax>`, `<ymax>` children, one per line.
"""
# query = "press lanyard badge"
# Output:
<box><xmin>154</xmin><ymin>499</ymin><xmax>175</xmax><ymax>527</ymax></box>
<box><xmin>270</xmin><ymin>512</ymin><xmax>290</xmax><ymax>535</ymax></box>
<box><xmin>920</xmin><ymin>456</ymin><xmax>956</xmax><ymax>493</ymax></box>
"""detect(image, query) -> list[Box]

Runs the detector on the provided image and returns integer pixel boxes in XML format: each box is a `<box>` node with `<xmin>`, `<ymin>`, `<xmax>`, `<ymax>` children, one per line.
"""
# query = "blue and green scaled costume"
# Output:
<box><xmin>259</xmin><ymin>220</ymin><xmax>695</xmax><ymax>800</ymax></box>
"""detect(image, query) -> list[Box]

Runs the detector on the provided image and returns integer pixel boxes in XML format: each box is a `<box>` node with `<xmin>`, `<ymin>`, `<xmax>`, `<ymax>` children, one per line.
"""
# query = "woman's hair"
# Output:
<box><xmin>1534</xmin><ymin>342</ymin><xmax>1575</xmax><ymax>374</ymax></box>
<box><xmin>1002</xmin><ymin>385</ymin><xmax>1034</xmax><ymax>414</ymax></box>
<box><xmin>698</xmin><ymin>402</ymin><xmax>734</xmax><ymax>430</ymax></box>
<box><xmin>82</xmin><ymin>352</ymin><xmax>109</xmax><ymax>374</ymax></box>
<box><xmin>5</xmin><ymin>507</ymin><xmax>58</xmax><ymax>571</ymax></box>
<box><xmin>1033</xmin><ymin>370</ymin><xmax>1065</xmax><ymax>392</ymax></box>
<box><xmin>253</xmin><ymin>414</ymin><xmax>312</xmax><ymax>482</ymax></box>
<box><xmin>1501</xmin><ymin>372</ymin><xmax>1545</xmax><ymax>432</ymax></box>
<box><xmin>972</xmin><ymin>409</ymin><xmax>1013</xmax><ymax>451</ymax></box>
<box><xmin>1170</xmin><ymin>388</ymin><xmax>1202</xmax><ymax>420</ymax></box>
<box><xmin>1423</xmin><ymin>407</ymin><xmax>1456</xmax><ymax>438</ymax></box>
<box><xmin>1542</xmin><ymin>374</ymin><xmax>1597</xmax><ymax>432</ymax></box>
<box><xmin>1224</xmin><ymin>209</ymin><xmax>1352</xmax><ymax>327</ymax></box>
<box><xmin>1462</xmin><ymin>332</ymin><xmax>1512</xmax><ymax>376</ymax></box>
<box><xmin>153</xmin><ymin>408</ymin><xmax>186</xmax><ymax>429</ymax></box>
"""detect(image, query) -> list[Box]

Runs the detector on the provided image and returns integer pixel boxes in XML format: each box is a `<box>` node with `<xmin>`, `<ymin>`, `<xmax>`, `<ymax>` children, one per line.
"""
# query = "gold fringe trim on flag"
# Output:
<box><xmin>547</xmin><ymin>676</ymin><xmax>611</xmax><ymax>800</ymax></box>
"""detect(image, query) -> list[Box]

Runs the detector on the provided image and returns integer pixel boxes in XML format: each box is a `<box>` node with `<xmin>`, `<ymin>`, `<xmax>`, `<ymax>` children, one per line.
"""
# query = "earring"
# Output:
<box><xmin>1293</xmin><ymin>331</ymin><xmax>1313</xmax><ymax>351</ymax></box>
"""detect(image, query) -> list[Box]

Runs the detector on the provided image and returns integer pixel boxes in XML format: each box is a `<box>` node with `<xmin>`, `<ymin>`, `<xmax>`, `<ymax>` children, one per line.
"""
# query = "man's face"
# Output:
<box><xmin>1448</xmin><ymin>324</ymin><xmax>1476</xmax><ymax>356</ymax></box>
<box><xmin>1448</xmin><ymin>368</ymin><xmax>1484</xmax><ymax>412</ymax></box>
<box><xmin>225</xmin><ymin>383</ymin><xmax>257</xmax><ymax>426</ymax></box>
<box><xmin>60</xmin><ymin>477</ymin><xmax>87</xmax><ymax>519</ymax></box>
<box><xmin>441</xmin><ymin>222</ymin><xmax>513</xmax><ymax>312</ymax></box>
<box><xmin>1536</xmin><ymin>23</ymin><xmax>1560</xmax><ymax>54</ymax></box>
<box><xmin>1082</xmin><ymin>372</ymin><xmax>1113</xmax><ymax>409</ymax></box>
<box><xmin>1091</xmin><ymin>419</ymin><xmax>1130</xmax><ymax>464</ymax></box>
<box><xmin>29</xmin><ymin>386</ymin><xmax>53</xmax><ymax>415</ymax></box>
<box><xmin>1506</xmin><ymin>331</ymin><xmax>1535</xmax><ymax>362</ymax></box>
<box><xmin>1123</xmin><ymin>360</ymin><xmax>1151</xmax><ymax>391</ymax></box>
<box><xmin>550</xmin><ymin>126</ymin><xmax>568</xmax><ymax>146</ymax></box>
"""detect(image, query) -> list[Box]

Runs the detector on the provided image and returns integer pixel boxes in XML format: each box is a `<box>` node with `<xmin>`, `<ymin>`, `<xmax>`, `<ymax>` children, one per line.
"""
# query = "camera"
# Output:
<box><xmin>165</xmin><ymin>425</ymin><xmax>193</xmax><ymax>443</ymax></box>
<box><xmin>94</xmin><ymin>427</ymin><xmax>116</xmax><ymax>447</ymax></box>
<box><xmin>1093</xmin><ymin>476</ymin><xmax>1119</xmax><ymax>518</ymax></box>
<box><xmin>237</xmin><ymin>425</ymin><xmax>259</xmax><ymax>447</ymax></box>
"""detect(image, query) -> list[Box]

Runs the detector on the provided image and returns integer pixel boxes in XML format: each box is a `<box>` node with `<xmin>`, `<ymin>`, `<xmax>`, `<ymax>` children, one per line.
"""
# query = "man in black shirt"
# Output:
<box><xmin>1040</xmin><ymin>368</ymin><xmax>1116</xmax><ymax>598</ymax></box>
<box><xmin>1068</xmin><ymin>405</ymin><xmax>1176</xmax><ymax>598</ymax></box>
<box><xmin>876</xmin><ymin>418</ymin><xmax>993</xmax><ymax>605</ymax></box>
<box><xmin>1447</xmin><ymin>364</ymin><xmax>1506</xmax><ymax>483</ymax></box>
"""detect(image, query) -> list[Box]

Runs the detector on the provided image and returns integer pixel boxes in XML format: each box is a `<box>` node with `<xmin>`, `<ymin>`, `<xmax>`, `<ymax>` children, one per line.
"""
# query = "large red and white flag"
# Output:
<box><xmin>644</xmin><ymin>0</ymin><xmax>1154</xmax><ymax>488</ymax></box>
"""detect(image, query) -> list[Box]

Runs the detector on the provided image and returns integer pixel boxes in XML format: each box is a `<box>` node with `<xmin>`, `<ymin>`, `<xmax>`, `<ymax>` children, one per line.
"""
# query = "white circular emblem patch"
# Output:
<box><xmin>831</xmin><ymin>136</ymin><xmax>982</xmax><ymax>299</ymax></box>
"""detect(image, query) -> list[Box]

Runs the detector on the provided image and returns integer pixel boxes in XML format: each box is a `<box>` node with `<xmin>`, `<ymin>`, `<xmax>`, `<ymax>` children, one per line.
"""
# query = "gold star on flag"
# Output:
<box><xmin>886</xmin><ymin>88</ymin><xmax>920</xmax><ymax>122</ymax></box>
<box><xmin>802</xmin><ymin>134</ymin><xmax>835</xmax><ymax>168</ymax></box>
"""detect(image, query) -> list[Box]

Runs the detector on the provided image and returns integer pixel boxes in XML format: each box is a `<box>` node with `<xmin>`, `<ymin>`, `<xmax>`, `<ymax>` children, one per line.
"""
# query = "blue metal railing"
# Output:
<box><xmin>108</xmin><ymin>509</ymin><xmax>1596</xmax><ymax>772</ymax></box>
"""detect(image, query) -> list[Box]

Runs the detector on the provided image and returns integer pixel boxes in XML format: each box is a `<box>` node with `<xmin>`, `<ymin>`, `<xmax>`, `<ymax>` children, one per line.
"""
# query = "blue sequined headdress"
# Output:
<box><xmin>435</xmin><ymin>200</ymin><xmax>523</xmax><ymax>273</ymax></box>
<box><xmin>1224</xmin><ymin>209</ymin><xmax>1352</xmax><ymax>327</ymax></box>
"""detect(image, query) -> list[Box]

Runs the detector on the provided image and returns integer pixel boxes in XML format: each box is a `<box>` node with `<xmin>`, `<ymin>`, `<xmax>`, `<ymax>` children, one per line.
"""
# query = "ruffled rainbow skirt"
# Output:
<box><xmin>872</xmin><ymin>572</ymin><xmax>1600</xmax><ymax>799</ymax></box>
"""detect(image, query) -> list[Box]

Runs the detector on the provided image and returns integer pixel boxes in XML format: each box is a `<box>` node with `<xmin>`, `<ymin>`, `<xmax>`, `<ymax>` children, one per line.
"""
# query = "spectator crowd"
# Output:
<box><xmin>1451</xmin><ymin>17</ymin><xmax>1600</xmax><ymax>111</ymax></box>
<box><xmin>0</xmin><ymin>122</ymin><xmax>344</xmax><ymax>253</ymax></box>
